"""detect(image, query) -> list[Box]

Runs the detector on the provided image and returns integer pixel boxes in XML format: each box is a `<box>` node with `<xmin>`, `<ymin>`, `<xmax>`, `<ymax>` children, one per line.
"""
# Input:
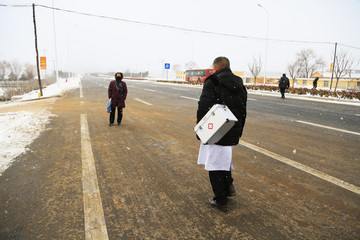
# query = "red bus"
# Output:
<box><xmin>186</xmin><ymin>69</ymin><xmax>214</xmax><ymax>83</ymax></box>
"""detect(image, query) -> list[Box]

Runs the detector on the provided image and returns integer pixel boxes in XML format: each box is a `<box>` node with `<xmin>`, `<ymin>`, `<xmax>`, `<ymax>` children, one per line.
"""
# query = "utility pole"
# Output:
<box><xmin>330</xmin><ymin>42</ymin><xmax>337</xmax><ymax>90</ymax></box>
<box><xmin>32</xmin><ymin>3</ymin><xmax>43</xmax><ymax>96</ymax></box>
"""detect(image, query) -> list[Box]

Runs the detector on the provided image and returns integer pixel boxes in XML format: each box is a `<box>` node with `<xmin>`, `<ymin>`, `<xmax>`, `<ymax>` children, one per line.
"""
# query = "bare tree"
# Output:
<box><xmin>288</xmin><ymin>60</ymin><xmax>302</xmax><ymax>88</ymax></box>
<box><xmin>20</xmin><ymin>64</ymin><xmax>36</xmax><ymax>80</ymax></box>
<box><xmin>185</xmin><ymin>61</ymin><xmax>197</xmax><ymax>70</ymax></box>
<box><xmin>248</xmin><ymin>56</ymin><xmax>262</xmax><ymax>85</ymax></box>
<box><xmin>333</xmin><ymin>50</ymin><xmax>357</xmax><ymax>91</ymax></box>
<box><xmin>9</xmin><ymin>60</ymin><xmax>22</xmax><ymax>80</ymax></box>
<box><xmin>172</xmin><ymin>64</ymin><xmax>182</xmax><ymax>73</ymax></box>
<box><xmin>296</xmin><ymin>49</ymin><xmax>325</xmax><ymax>78</ymax></box>
<box><xmin>0</xmin><ymin>60</ymin><xmax>10</xmax><ymax>81</ymax></box>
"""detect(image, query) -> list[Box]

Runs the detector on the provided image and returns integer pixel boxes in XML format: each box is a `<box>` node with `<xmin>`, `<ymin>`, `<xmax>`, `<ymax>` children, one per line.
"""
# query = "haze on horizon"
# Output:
<box><xmin>1</xmin><ymin>0</ymin><xmax>360</xmax><ymax>77</ymax></box>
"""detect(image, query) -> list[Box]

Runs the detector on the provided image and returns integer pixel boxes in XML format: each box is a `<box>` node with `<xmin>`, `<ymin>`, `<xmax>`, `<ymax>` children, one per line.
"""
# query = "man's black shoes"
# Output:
<box><xmin>227</xmin><ymin>184</ymin><xmax>236</xmax><ymax>197</ymax></box>
<box><xmin>208</xmin><ymin>197</ymin><xmax>228</xmax><ymax>211</ymax></box>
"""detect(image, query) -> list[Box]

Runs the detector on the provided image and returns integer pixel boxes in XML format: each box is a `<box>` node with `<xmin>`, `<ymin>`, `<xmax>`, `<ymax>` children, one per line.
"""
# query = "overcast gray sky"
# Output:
<box><xmin>1</xmin><ymin>0</ymin><xmax>360</xmax><ymax>77</ymax></box>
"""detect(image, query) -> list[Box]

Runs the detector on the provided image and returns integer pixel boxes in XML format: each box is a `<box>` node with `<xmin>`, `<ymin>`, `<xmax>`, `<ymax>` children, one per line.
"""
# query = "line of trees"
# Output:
<box><xmin>0</xmin><ymin>60</ymin><xmax>36</xmax><ymax>81</ymax></box>
<box><xmin>288</xmin><ymin>48</ymin><xmax>357</xmax><ymax>91</ymax></box>
<box><xmin>172</xmin><ymin>61</ymin><xmax>198</xmax><ymax>72</ymax></box>
<box><xmin>247</xmin><ymin>48</ymin><xmax>358</xmax><ymax>91</ymax></box>
<box><xmin>287</xmin><ymin>49</ymin><xmax>325</xmax><ymax>88</ymax></box>
<box><xmin>123</xmin><ymin>71</ymin><xmax>149</xmax><ymax>78</ymax></box>
<box><xmin>332</xmin><ymin>50</ymin><xmax>357</xmax><ymax>91</ymax></box>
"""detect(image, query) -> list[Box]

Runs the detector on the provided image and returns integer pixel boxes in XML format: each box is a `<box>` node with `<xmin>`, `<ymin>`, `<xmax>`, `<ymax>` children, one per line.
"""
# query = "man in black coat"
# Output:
<box><xmin>196</xmin><ymin>56</ymin><xmax>247</xmax><ymax>209</ymax></box>
<box><xmin>279</xmin><ymin>73</ymin><xmax>290</xmax><ymax>99</ymax></box>
<box><xmin>313</xmin><ymin>77</ymin><xmax>319</xmax><ymax>89</ymax></box>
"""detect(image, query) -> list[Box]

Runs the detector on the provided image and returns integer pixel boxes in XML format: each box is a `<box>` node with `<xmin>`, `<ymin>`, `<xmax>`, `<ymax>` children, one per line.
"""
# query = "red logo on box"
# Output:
<box><xmin>208</xmin><ymin>123</ymin><xmax>213</xmax><ymax>129</ymax></box>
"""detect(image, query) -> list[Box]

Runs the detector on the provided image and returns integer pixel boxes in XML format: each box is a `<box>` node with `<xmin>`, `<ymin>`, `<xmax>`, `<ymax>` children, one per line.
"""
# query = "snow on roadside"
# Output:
<box><xmin>0</xmin><ymin>77</ymin><xmax>80</xmax><ymax>176</ymax></box>
<box><xmin>0</xmin><ymin>110</ymin><xmax>56</xmax><ymax>175</ymax></box>
<box><xmin>17</xmin><ymin>77</ymin><xmax>80</xmax><ymax>100</ymax></box>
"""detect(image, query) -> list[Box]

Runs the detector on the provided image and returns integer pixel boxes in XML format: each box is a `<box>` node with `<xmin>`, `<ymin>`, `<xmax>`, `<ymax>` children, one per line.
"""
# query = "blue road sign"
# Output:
<box><xmin>165</xmin><ymin>63</ymin><xmax>170</xmax><ymax>69</ymax></box>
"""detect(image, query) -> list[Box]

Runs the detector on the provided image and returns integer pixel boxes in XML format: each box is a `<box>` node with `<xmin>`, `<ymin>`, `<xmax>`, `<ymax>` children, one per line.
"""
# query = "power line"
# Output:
<box><xmin>1</xmin><ymin>3</ymin><xmax>360</xmax><ymax>49</ymax></box>
<box><xmin>338</xmin><ymin>43</ymin><xmax>360</xmax><ymax>51</ymax></box>
<box><xmin>35</xmin><ymin>4</ymin><xmax>335</xmax><ymax>45</ymax></box>
<box><xmin>0</xmin><ymin>4</ymin><xmax>32</xmax><ymax>7</ymax></box>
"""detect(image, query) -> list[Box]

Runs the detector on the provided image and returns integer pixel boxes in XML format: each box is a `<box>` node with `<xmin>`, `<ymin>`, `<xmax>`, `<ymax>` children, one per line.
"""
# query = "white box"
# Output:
<box><xmin>194</xmin><ymin>104</ymin><xmax>238</xmax><ymax>144</ymax></box>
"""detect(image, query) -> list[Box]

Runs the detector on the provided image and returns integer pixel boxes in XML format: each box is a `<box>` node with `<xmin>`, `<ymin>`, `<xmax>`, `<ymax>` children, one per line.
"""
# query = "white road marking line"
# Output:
<box><xmin>239</xmin><ymin>140</ymin><xmax>360</xmax><ymax>195</ymax></box>
<box><xmin>180</xmin><ymin>96</ymin><xmax>198</xmax><ymax>101</ymax></box>
<box><xmin>80</xmin><ymin>81</ymin><xmax>83</xmax><ymax>98</ymax></box>
<box><xmin>172</xmin><ymin>87</ymin><xmax>187</xmax><ymax>91</ymax></box>
<box><xmin>248</xmin><ymin>98</ymin><xmax>257</xmax><ymax>101</ymax></box>
<box><xmin>134</xmin><ymin>98</ymin><xmax>152</xmax><ymax>106</ymax></box>
<box><xmin>144</xmin><ymin>88</ymin><xmax>157</xmax><ymax>92</ymax></box>
<box><xmin>81</xmin><ymin>114</ymin><xmax>109</xmax><ymax>240</ymax></box>
<box><xmin>355</xmin><ymin>114</ymin><xmax>360</xmax><ymax>117</ymax></box>
<box><xmin>296</xmin><ymin>120</ymin><xmax>360</xmax><ymax>136</ymax></box>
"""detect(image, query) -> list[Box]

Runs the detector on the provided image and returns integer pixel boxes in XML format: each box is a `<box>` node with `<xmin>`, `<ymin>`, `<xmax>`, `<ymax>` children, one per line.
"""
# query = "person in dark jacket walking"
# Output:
<box><xmin>108</xmin><ymin>72</ymin><xmax>128</xmax><ymax>126</ymax></box>
<box><xmin>196</xmin><ymin>56</ymin><xmax>247</xmax><ymax>209</ymax></box>
<box><xmin>313</xmin><ymin>77</ymin><xmax>319</xmax><ymax>89</ymax></box>
<box><xmin>279</xmin><ymin>73</ymin><xmax>290</xmax><ymax>99</ymax></box>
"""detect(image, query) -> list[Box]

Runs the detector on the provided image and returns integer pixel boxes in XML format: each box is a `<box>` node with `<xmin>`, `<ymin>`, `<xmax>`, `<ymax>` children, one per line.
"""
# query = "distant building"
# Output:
<box><xmin>176</xmin><ymin>71</ymin><xmax>186</xmax><ymax>80</ymax></box>
<box><xmin>311</xmin><ymin>72</ymin><xmax>323</xmax><ymax>78</ymax></box>
<box><xmin>233</xmin><ymin>71</ymin><xmax>244</xmax><ymax>77</ymax></box>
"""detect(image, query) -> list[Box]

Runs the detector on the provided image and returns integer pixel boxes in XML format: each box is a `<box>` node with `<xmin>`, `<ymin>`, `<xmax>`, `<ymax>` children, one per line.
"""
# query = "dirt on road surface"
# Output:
<box><xmin>0</xmin><ymin>78</ymin><xmax>359</xmax><ymax>239</ymax></box>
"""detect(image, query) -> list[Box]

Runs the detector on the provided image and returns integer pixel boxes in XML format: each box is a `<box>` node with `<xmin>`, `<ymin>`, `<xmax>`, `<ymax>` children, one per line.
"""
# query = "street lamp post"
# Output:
<box><xmin>258</xmin><ymin>3</ymin><xmax>269</xmax><ymax>85</ymax></box>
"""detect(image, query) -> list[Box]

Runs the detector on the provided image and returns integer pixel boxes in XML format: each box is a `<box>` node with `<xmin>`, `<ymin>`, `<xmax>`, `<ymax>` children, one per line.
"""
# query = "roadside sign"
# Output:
<box><xmin>330</xmin><ymin>63</ymin><xmax>333</xmax><ymax>73</ymax></box>
<box><xmin>165</xmin><ymin>63</ymin><xmax>170</xmax><ymax>69</ymax></box>
<box><xmin>40</xmin><ymin>56</ymin><xmax>46</xmax><ymax>70</ymax></box>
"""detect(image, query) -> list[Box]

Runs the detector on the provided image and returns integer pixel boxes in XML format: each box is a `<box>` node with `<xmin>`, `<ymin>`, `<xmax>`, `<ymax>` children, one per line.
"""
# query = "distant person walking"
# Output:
<box><xmin>196</xmin><ymin>56</ymin><xmax>247</xmax><ymax>210</ymax></box>
<box><xmin>279</xmin><ymin>73</ymin><xmax>290</xmax><ymax>99</ymax></box>
<box><xmin>313</xmin><ymin>77</ymin><xmax>319</xmax><ymax>89</ymax></box>
<box><xmin>108</xmin><ymin>72</ymin><xmax>128</xmax><ymax>126</ymax></box>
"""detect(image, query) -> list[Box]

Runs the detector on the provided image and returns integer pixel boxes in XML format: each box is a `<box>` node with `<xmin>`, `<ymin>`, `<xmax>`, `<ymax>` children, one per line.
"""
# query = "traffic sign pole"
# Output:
<box><xmin>165</xmin><ymin>63</ymin><xmax>170</xmax><ymax>80</ymax></box>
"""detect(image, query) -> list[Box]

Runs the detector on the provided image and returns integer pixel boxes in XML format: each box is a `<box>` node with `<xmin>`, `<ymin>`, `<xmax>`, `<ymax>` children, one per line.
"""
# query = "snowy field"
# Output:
<box><xmin>0</xmin><ymin>77</ymin><xmax>80</xmax><ymax>175</ymax></box>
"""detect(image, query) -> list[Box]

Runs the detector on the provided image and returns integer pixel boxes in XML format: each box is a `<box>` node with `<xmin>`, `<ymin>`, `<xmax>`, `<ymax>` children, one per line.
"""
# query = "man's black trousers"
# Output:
<box><xmin>280</xmin><ymin>88</ymin><xmax>286</xmax><ymax>98</ymax></box>
<box><xmin>209</xmin><ymin>170</ymin><xmax>233</xmax><ymax>206</ymax></box>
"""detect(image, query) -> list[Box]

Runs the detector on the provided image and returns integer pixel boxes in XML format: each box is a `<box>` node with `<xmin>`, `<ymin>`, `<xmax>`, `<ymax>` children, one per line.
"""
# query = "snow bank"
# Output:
<box><xmin>0</xmin><ymin>110</ymin><xmax>56</xmax><ymax>175</ymax></box>
<box><xmin>0</xmin><ymin>77</ymin><xmax>80</xmax><ymax>176</ymax></box>
<box><xmin>18</xmin><ymin>77</ymin><xmax>80</xmax><ymax>101</ymax></box>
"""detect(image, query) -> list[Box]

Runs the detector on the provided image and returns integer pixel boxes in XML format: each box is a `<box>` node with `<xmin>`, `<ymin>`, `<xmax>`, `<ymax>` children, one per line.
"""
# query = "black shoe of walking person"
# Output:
<box><xmin>227</xmin><ymin>184</ymin><xmax>236</xmax><ymax>197</ymax></box>
<box><xmin>209</xmin><ymin>197</ymin><xmax>228</xmax><ymax>211</ymax></box>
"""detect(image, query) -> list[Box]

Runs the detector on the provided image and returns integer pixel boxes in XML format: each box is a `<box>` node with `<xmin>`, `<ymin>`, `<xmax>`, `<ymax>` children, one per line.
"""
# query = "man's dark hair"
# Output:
<box><xmin>213</xmin><ymin>57</ymin><xmax>230</xmax><ymax>70</ymax></box>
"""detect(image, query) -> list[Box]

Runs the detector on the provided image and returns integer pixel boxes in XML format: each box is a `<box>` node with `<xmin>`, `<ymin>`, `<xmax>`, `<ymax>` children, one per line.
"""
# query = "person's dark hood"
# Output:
<box><xmin>115</xmin><ymin>72</ymin><xmax>123</xmax><ymax>81</ymax></box>
<box><xmin>213</xmin><ymin>68</ymin><xmax>243</xmax><ymax>94</ymax></box>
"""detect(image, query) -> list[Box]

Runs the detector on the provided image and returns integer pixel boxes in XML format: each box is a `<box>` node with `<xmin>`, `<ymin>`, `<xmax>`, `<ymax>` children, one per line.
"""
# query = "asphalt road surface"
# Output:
<box><xmin>1</xmin><ymin>77</ymin><xmax>359</xmax><ymax>239</ymax></box>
